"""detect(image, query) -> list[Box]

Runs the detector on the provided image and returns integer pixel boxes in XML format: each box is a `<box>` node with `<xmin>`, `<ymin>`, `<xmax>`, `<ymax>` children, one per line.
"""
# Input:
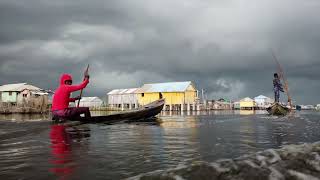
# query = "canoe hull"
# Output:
<box><xmin>266</xmin><ymin>103</ymin><xmax>290</xmax><ymax>116</ymax></box>
<box><xmin>73</xmin><ymin>99</ymin><xmax>165</xmax><ymax>124</ymax></box>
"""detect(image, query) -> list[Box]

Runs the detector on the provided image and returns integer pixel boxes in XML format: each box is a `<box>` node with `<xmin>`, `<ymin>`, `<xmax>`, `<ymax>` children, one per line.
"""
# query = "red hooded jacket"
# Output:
<box><xmin>51</xmin><ymin>74</ymin><xmax>89</xmax><ymax>111</ymax></box>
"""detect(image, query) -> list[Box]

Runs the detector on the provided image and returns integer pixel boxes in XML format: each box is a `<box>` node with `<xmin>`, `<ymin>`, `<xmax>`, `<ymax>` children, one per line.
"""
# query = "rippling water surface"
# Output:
<box><xmin>1</xmin><ymin>110</ymin><xmax>320</xmax><ymax>180</ymax></box>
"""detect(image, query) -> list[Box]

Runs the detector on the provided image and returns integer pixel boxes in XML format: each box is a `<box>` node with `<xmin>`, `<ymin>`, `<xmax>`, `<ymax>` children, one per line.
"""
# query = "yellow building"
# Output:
<box><xmin>137</xmin><ymin>81</ymin><xmax>198</xmax><ymax>111</ymax></box>
<box><xmin>239</xmin><ymin>97</ymin><xmax>256</xmax><ymax>110</ymax></box>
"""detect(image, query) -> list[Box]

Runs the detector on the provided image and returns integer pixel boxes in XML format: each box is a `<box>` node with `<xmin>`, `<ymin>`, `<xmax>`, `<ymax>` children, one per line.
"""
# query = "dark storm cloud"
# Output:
<box><xmin>0</xmin><ymin>0</ymin><xmax>320</xmax><ymax>104</ymax></box>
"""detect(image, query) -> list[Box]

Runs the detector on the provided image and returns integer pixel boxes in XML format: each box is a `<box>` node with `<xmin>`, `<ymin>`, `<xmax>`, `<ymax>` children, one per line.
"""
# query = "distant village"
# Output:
<box><xmin>0</xmin><ymin>81</ymin><xmax>319</xmax><ymax>114</ymax></box>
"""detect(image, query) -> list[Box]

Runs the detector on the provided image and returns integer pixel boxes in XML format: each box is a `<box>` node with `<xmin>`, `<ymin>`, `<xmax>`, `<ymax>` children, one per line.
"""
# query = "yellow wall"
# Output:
<box><xmin>137</xmin><ymin>84</ymin><xmax>197</xmax><ymax>105</ymax></box>
<box><xmin>138</xmin><ymin>91</ymin><xmax>197</xmax><ymax>105</ymax></box>
<box><xmin>240</xmin><ymin>101</ymin><xmax>255</xmax><ymax>108</ymax></box>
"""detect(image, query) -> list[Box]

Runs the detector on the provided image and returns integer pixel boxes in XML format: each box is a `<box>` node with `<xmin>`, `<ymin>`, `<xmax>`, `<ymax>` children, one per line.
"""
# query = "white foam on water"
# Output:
<box><xmin>244</xmin><ymin>160</ymin><xmax>260</xmax><ymax>168</ymax></box>
<box><xmin>266</xmin><ymin>149</ymin><xmax>282</xmax><ymax>164</ymax></box>
<box><xmin>256</xmin><ymin>155</ymin><xmax>267</xmax><ymax>167</ymax></box>
<box><xmin>174</xmin><ymin>175</ymin><xmax>186</xmax><ymax>180</ymax></box>
<box><xmin>306</xmin><ymin>152</ymin><xmax>320</xmax><ymax>171</ymax></box>
<box><xmin>288</xmin><ymin>170</ymin><xmax>320</xmax><ymax>180</ymax></box>
<box><xmin>171</xmin><ymin>163</ymin><xmax>188</xmax><ymax>171</ymax></box>
<box><xmin>209</xmin><ymin>162</ymin><xmax>231</xmax><ymax>173</ymax></box>
<box><xmin>268</xmin><ymin>167</ymin><xmax>285</xmax><ymax>180</ymax></box>
<box><xmin>216</xmin><ymin>159</ymin><xmax>238</xmax><ymax>170</ymax></box>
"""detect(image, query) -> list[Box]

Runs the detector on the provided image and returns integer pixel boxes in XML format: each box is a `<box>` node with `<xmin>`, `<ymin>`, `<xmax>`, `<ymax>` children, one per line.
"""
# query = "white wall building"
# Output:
<box><xmin>301</xmin><ymin>105</ymin><xmax>315</xmax><ymax>110</ymax></box>
<box><xmin>76</xmin><ymin>97</ymin><xmax>104</xmax><ymax>107</ymax></box>
<box><xmin>254</xmin><ymin>95</ymin><xmax>273</xmax><ymax>109</ymax></box>
<box><xmin>107</xmin><ymin>88</ymin><xmax>139</xmax><ymax>109</ymax></box>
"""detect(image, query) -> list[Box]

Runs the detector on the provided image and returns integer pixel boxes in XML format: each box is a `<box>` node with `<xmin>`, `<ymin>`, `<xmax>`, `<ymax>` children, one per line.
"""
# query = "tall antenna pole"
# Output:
<box><xmin>271</xmin><ymin>51</ymin><xmax>292</xmax><ymax>109</ymax></box>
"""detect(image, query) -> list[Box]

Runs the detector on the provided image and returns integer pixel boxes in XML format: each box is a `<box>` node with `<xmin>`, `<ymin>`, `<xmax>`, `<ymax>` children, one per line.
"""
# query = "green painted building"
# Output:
<box><xmin>0</xmin><ymin>83</ymin><xmax>41</xmax><ymax>104</ymax></box>
<box><xmin>1</xmin><ymin>91</ymin><xmax>19</xmax><ymax>103</ymax></box>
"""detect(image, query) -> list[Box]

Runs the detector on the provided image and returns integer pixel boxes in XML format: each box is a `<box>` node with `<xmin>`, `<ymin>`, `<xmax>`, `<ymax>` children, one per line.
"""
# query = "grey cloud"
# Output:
<box><xmin>0</xmin><ymin>0</ymin><xmax>320</xmax><ymax>104</ymax></box>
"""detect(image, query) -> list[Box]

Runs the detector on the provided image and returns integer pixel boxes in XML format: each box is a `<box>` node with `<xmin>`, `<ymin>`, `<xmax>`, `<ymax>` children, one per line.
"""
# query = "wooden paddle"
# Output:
<box><xmin>77</xmin><ymin>64</ymin><xmax>89</xmax><ymax>107</ymax></box>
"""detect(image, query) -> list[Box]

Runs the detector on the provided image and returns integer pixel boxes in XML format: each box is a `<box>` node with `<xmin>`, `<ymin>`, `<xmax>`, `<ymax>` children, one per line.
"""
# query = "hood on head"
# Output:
<box><xmin>60</xmin><ymin>74</ymin><xmax>73</xmax><ymax>85</ymax></box>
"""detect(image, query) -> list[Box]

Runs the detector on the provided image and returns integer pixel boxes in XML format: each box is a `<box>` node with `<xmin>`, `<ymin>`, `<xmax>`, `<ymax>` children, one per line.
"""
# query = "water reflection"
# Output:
<box><xmin>159</xmin><ymin>116</ymin><xmax>198</xmax><ymax>129</ymax></box>
<box><xmin>160</xmin><ymin>110</ymin><xmax>238</xmax><ymax>117</ymax></box>
<box><xmin>0</xmin><ymin>113</ymin><xmax>49</xmax><ymax>121</ymax></box>
<box><xmin>1</xmin><ymin>111</ymin><xmax>320</xmax><ymax>179</ymax></box>
<box><xmin>49</xmin><ymin>125</ymin><xmax>74</xmax><ymax>179</ymax></box>
<box><xmin>49</xmin><ymin>124</ymin><xmax>90</xmax><ymax>180</ymax></box>
<box><xmin>239</xmin><ymin>110</ymin><xmax>255</xmax><ymax>115</ymax></box>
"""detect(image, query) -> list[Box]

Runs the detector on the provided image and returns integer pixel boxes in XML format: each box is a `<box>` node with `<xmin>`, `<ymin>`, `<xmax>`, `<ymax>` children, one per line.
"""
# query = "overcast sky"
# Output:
<box><xmin>0</xmin><ymin>0</ymin><xmax>319</xmax><ymax>104</ymax></box>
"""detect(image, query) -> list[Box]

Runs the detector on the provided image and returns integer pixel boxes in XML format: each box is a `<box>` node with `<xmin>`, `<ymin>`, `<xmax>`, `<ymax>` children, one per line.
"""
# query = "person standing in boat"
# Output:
<box><xmin>273</xmin><ymin>73</ymin><xmax>284</xmax><ymax>103</ymax></box>
<box><xmin>51</xmin><ymin>72</ymin><xmax>91</xmax><ymax>120</ymax></box>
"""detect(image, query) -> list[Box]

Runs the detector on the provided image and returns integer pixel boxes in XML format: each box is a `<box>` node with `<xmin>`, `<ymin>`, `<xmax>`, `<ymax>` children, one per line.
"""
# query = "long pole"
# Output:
<box><xmin>77</xmin><ymin>64</ymin><xmax>89</xmax><ymax>107</ymax></box>
<box><xmin>271</xmin><ymin>52</ymin><xmax>292</xmax><ymax>109</ymax></box>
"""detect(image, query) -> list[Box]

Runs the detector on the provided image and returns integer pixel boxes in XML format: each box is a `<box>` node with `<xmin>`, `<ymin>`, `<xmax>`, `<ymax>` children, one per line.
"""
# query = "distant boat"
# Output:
<box><xmin>269</xmin><ymin>51</ymin><xmax>293</xmax><ymax>116</ymax></box>
<box><xmin>53</xmin><ymin>99</ymin><xmax>165</xmax><ymax>124</ymax></box>
<box><xmin>296</xmin><ymin>105</ymin><xmax>302</xmax><ymax>111</ymax></box>
<box><xmin>266</xmin><ymin>103</ymin><xmax>290</xmax><ymax>116</ymax></box>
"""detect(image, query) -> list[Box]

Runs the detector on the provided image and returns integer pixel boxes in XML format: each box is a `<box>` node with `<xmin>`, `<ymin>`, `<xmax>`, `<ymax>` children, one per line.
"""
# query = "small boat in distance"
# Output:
<box><xmin>268</xmin><ymin>51</ymin><xmax>293</xmax><ymax>116</ymax></box>
<box><xmin>53</xmin><ymin>99</ymin><xmax>165</xmax><ymax>124</ymax></box>
<box><xmin>296</xmin><ymin>105</ymin><xmax>302</xmax><ymax>111</ymax></box>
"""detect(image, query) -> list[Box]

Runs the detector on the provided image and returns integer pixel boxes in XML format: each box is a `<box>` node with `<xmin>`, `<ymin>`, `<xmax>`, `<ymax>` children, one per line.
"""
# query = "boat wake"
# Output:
<box><xmin>127</xmin><ymin>142</ymin><xmax>320</xmax><ymax>180</ymax></box>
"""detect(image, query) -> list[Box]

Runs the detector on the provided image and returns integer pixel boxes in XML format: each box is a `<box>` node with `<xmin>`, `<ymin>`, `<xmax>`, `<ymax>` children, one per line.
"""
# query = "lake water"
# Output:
<box><xmin>0</xmin><ymin>110</ymin><xmax>320</xmax><ymax>180</ymax></box>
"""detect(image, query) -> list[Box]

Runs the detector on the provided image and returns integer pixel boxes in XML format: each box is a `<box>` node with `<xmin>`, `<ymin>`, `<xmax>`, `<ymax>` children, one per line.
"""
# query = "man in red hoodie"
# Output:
<box><xmin>51</xmin><ymin>73</ymin><xmax>90</xmax><ymax>120</ymax></box>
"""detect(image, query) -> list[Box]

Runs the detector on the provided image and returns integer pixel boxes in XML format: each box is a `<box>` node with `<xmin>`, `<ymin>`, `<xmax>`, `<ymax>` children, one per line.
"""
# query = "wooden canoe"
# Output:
<box><xmin>266</xmin><ymin>102</ymin><xmax>290</xmax><ymax>116</ymax></box>
<box><xmin>53</xmin><ymin>99</ymin><xmax>165</xmax><ymax>124</ymax></box>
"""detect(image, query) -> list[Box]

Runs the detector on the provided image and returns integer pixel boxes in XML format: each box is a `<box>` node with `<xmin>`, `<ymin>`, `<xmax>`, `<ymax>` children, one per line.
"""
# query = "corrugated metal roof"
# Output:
<box><xmin>138</xmin><ymin>81</ymin><xmax>193</xmax><ymax>93</ymax></box>
<box><xmin>124</xmin><ymin>88</ymin><xmax>139</xmax><ymax>94</ymax></box>
<box><xmin>79</xmin><ymin>97</ymin><xmax>103</xmax><ymax>102</ymax></box>
<box><xmin>0</xmin><ymin>83</ymin><xmax>41</xmax><ymax>92</ymax></box>
<box><xmin>118</xmin><ymin>89</ymin><xmax>128</xmax><ymax>94</ymax></box>
<box><xmin>107</xmin><ymin>88</ymin><xmax>140</xmax><ymax>95</ymax></box>
<box><xmin>240</xmin><ymin>97</ymin><xmax>254</xmax><ymax>102</ymax></box>
<box><xmin>31</xmin><ymin>91</ymin><xmax>48</xmax><ymax>95</ymax></box>
<box><xmin>254</xmin><ymin>95</ymin><xmax>270</xmax><ymax>99</ymax></box>
<box><xmin>107</xmin><ymin>89</ymin><xmax>121</xmax><ymax>95</ymax></box>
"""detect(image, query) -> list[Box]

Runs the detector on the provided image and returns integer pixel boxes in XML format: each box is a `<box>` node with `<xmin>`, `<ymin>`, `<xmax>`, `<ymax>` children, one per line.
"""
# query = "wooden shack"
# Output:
<box><xmin>0</xmin><ymin>83</ymin><xmax>49</xmax><ymax>113</ymax></box>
